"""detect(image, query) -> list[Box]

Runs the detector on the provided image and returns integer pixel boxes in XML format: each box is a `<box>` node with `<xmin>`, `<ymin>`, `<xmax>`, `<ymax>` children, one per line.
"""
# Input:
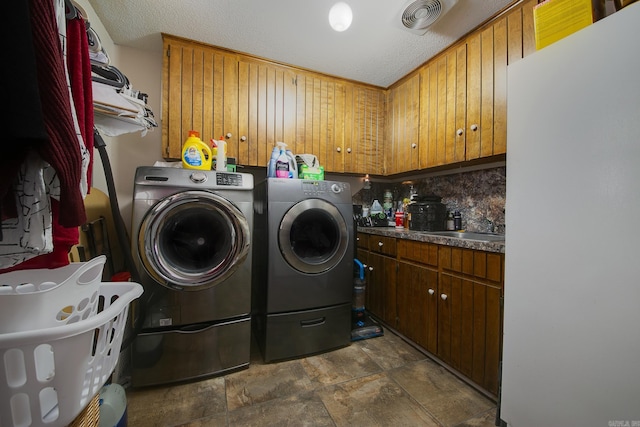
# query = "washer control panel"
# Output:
<box><xmin>216</xmin><ymin>172</ymin><xmax>244</xmax><ymax>186</ymax></box>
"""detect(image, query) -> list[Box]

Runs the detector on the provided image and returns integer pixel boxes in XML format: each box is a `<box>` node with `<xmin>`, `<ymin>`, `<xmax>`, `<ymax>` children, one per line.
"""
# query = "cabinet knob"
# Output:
<box><xmin>240</xmin><ymin>135</ymin><xmax>247</xmax><ymax>142</ymax></box>
<box><xmin>470</xmin><ymin>124</ymin><xmax>478</xmax><ymax>131</ymax></box>
<box><xmin>347</xmin><ymin>147</ymin><xmax>352</xmax><ymax>153</ymax></box>
<box><xmin>428</xmin><ymin>288</ymin><xmax>435</xmax><ymax>295</ymax></box>
<box><xmin>440</xmin><ymin>293</ymin><xmax>448</xmax><ymax>300</ymax></box>
<box><xmin>336</xmin><ymin>147</ymin><xmax>341</xmax><ymax>152</ymax></box>
<box><xmin>368</xmin><ymin>266</ymin><xmax>374</xmax><ymax>271</ymax></box>
<box><xmin>456</xmin><ymin>128</ymin><xmax>464</xmax><ymax>136</ymax></box>
<box><xmin>378</xmin><ymin>241</ymin><xmax>383</xmax><ymax>247</ymax></box>
<box><xmin>226</xmin><ymin>132</ymin><xmax>232</xmax><ymax>139</ymax></box>
<box><xmin>411</xmin><ymin>143</ymin><xmax>417</xmax><ymax>149</ymax></box>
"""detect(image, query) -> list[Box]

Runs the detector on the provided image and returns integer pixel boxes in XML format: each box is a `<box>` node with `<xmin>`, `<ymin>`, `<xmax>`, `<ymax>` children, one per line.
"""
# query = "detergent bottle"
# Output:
<box><xmin>215</xmin><ymin>136</ymin><xmax>227</xmax><ymax>171</ymax></box>
<box><xmin>182</xmin><ymin>130</ymin><xmax>212</xmax><ymax>170</ymax></box>
<box><xmin>269</xmin><ymin>142</ymin><xmax>287</xmax><ymax>178</ymax></box>
<box><xmin>275</xmin><ymin>146</ymin><xmax>290</xmax><ymax>178</ymax></box>
<box><xmin>285</xmin><ymin>148</ymin><xmax>298</xmax><ymax>178</ymax></box>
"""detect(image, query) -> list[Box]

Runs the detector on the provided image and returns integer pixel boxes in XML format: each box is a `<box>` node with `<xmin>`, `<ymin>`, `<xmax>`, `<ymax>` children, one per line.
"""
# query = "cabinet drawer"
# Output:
<box><xmin>368</xmin><ymin>235</ymin><xmax>397</xmax><ymax>256</ymax></box>
<box><xmin>131</xmin><ymin>318</ymin><xmax>250</xmax><ymax>387</ymax></box>
<box><xmin>439</xmin><ymin>246</ymin><xmax>503</xmax><ymax>286</ymax></box>
<box><xmin>397</xmin><ymin>239</ymin><xmax>438</xmax><ymax>267</ymax></box>
<box><xmin>263</xmin><ymin>304</ymin><xmax>351</xmax><ymax>362</ymax></box>
<box><xmin>356</xmin><ymin>233</ymin><xmax>369</xmax><ymax>249</ymax></box>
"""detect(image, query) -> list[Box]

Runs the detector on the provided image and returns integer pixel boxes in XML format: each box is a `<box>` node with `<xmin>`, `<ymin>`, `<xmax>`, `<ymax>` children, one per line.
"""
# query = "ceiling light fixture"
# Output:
<box><xmin>329</xmin><ymin>2</ymin><xmax>353</xmax><ymax>32</ymax></box>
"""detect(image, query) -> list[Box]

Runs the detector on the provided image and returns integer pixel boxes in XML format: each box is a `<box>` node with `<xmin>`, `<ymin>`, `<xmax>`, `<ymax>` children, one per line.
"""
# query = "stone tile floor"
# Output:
<box><xmin>126</xmin><ymin>331</ymin><xmax>497</xmax><ymax>426</ymax></box>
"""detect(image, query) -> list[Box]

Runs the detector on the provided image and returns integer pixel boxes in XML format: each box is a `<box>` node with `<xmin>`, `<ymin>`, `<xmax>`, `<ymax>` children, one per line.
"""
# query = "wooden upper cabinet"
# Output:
<box><xmin>343</xmin><ymin>84</ymin><xmax>385</xmax><ymax>175</ymax></box>
<box><xmin>418</xmin><ymin>47</ymin><xmax>465</xmax><ymax>169</ymax></box>
<box><xmin>294</xmin><ymin>74</ymin><xmax>346</xmax><ymax>174</ymax></box>
<box><xmin>162</xmin><ymin>35</ymin><xmax>384</xmax><ymax>172</ymax></box>
<box><xmin>448</xmin><ymin>45</ymin><xmax>467</xmax><ymax>164</ymax></box>
<box><xmin>465</xmin><ymin>18</ymin><xmax>508</xmax><ymax>161</ymax></box>
<box><xmin>386</xmin><ymin>73</ymin><xmax>420</xmax><ymax>175</ymax></box>
<box><xmin>237</xmin><ymin>58</ymin><xmax>296</xmax><ymax>168</ymax></box>
<box><xmin>465</xmin><ymin>0</ymin><xmax>537</xmax><ymax>161</ymax></box>
<box><xmin>163</xmin><ymin>37</ymin><xmax>239</xmax><ymax>160</ymax></box>
<box><xmin>162</xmin><ymin>0</ymin><xmax>535</xmax><ymax>172</ymax></box>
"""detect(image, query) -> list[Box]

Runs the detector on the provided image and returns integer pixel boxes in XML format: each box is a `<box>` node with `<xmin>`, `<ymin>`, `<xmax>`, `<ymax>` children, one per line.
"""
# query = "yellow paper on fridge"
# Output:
<box><xmin>533</xmin><ymin>0</ymin><xmax>594</xmax><ymax>50</ymax></box>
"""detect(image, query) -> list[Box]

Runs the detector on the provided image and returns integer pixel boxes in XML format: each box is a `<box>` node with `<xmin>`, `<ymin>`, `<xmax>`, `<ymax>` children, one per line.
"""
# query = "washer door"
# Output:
<box><xmin>278</xmin><ymin>199</ymin><xmax>349</xmax><ymax>274</ymax></box>
<box><xmin>138</xmin><ymin>190</ymin><xmax>250</xmax><ymax>290</ymax></box>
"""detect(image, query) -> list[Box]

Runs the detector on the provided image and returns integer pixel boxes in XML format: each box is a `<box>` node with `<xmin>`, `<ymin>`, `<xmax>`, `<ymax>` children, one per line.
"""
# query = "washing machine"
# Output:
<box><xmin>253</xmin><ymin>178</ymin><xmax>354</xmax><ymax>362</ymax></box>
<box><xmin>130</xmin><ymin>166</ymin><xmax>253</xmax><ymax>387</ymax></box>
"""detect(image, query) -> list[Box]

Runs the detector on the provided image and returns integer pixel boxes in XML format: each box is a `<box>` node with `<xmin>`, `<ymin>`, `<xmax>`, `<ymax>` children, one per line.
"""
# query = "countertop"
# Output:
<box><xmin>357</xmin><ymin>227</ymin><xmax>506</xmax><ymax>254</ymax></box>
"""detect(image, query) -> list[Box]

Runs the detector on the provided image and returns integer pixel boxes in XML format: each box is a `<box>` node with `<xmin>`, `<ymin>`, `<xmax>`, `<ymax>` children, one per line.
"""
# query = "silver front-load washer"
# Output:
<box><xmin>130</xmin><ymin>166</ymin><xmax>253</xmax><ymax>387</ymax></box>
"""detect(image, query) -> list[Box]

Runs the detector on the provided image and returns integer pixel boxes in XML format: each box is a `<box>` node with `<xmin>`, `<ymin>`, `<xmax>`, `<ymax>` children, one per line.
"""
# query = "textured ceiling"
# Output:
<box><xmin>87</xmin><ymin>0</ymin><xmax>515</xmax><ymax>88</ymax></box>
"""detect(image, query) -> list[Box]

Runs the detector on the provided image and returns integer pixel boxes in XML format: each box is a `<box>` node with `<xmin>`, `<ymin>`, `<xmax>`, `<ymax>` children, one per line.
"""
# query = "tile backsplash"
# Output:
<box><xmin>352</xmin><ymin>167</ymin><xmax>506</xmax><ymax>234</ymax></box>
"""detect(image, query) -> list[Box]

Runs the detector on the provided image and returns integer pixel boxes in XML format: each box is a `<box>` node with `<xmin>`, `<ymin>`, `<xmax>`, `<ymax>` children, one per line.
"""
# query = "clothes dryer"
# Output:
<box><xmin>130</xmin><ymin>166</ymin><xmax>253</xmax><ymax>387</ymax></box>
<box><xmin>253</xmin><ymin>178</ymin><xmax>354</xmax><ymax>362</ymax></box>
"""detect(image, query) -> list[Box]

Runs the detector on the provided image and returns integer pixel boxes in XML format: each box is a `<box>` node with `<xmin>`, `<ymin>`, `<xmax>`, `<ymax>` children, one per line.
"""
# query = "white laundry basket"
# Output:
<box><xmin>0</xmin><ymin>255</ymin><xmax>107</xmax><ymax>334</ymax></box>
<box><xmin>0</xmin><ymin>281</ymin><xmax>143</xmax><ymax>427</ymax></box>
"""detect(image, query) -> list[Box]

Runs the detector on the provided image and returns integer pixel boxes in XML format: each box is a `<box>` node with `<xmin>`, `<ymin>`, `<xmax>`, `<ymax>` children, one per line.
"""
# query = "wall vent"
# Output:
<box><xmin>396</xmin><ymin>0</ymin><xmax>458</xmax><ymax>35</ymax></box>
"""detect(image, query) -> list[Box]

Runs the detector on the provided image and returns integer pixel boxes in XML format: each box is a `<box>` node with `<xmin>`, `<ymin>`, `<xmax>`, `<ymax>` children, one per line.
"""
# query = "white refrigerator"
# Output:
<box><xmin>501</xmin><ymin>3</ymin><xmax>640</xmax><ymax>426</ymax></box>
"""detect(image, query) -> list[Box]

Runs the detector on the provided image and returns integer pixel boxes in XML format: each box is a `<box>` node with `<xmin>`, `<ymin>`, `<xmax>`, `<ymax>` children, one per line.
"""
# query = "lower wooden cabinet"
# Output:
<box><xmin>437</xmin><ymin>246</ymin><xmax>503</xmax><ymax>395</ymax></box>
<box><xmin>438</xmin><ymin>272</ymin><xmax>502</xmax><ymax>394</ymax></box>
<box><xmin>396</xmin><ymin>260</ymin><xmax>438</xmax><ymax>354</ymax></box>
<box><xmin>358</xmin><ymin>232</ymin><xmax>504</xmax><ymax>396</ymax></box>
<box><xmin>365</xmin><ymin>252</ymin><xmax>397</xmax><ymax>327</ymax></box>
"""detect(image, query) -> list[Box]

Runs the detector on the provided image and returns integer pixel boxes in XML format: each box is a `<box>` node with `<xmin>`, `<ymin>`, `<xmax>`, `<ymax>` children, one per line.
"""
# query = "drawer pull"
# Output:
<box><xmin>300</xmin><ymin>317</ymin><xmax>326</xmax><ymax>327</ymax></box>
<box><xmin>378</xmin><ymin>241</ymin><xmax>383</xmax><ymax>247</ymax></box>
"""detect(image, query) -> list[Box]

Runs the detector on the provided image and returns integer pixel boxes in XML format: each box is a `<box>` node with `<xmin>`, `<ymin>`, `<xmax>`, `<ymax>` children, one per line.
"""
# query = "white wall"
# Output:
<box><xmin>77</xmin><ymin>0</ymin><xmax>164</xmax><ymax>233</ymax></box>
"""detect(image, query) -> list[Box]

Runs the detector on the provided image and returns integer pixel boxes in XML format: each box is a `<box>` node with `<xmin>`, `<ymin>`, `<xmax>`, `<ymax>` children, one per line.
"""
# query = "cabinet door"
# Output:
<box><xmin>446</xmin><ymin>45</ymin><xmax>467</xmax><ymax>164</ymax></box>
<box><xmin>237</xmin><ymin>59</ymin><xmax>297</xmax><ymax>167</ymax></box>
<box><xmin>294</xmin><ymin>74</ymin><xmax>347</xmax><ymax>173</ymax></box>
<box><xmin>344</xmin><ymin>84</ymin><xmax>384</xmax><ymax>175</ymax></box>
<box><xmin>397</xmin><ymin>240</ymin><xmax>439</xmax><ymax>353</ymax></box>
<box><xmin>420</xmin><ymin>51</ymin><xmax>465</xmax><ymax>168</ymax></box>
<box><xmin>162</xmin><ymin>37</ymin><xmax>238</xmax><ymax>160</ymax></box>
<box><xmin>438</xmin><ymin>246</ymin><xmax>503</xmax><ymax>395</ymax></box>
<box><xmin>366</xmin><ymin>252</ymin><xmax>397</xmax><ymax>327</ymax></box>
<box><xmin>465</xmin><ymin>16</ymin><xmax>508</xmax><ymax>160</ymax></box>
<box><xmin>397</xmin><ymin>261</ymin><xmax>438</xmax><ymax>354</ymax></box>
<box><xmin>419</xmin><ymin>61</ymin><xmax>438</xmax><ymax>168</ymax></box>
<box><xmin>387</xmin><ymin>74</ymin><xmax>420</xmax><ymax>174</ymax></box>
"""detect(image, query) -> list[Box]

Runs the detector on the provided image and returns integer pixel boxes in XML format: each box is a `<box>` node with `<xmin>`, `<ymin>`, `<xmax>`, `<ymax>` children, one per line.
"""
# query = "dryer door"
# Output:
<box><xmin>138</xmin><ymin>190</ymin><xmax>250</xmax><ymax>290</ymax></box>
<box><xmin>278</xmin><ymin>199</ymin><xmax>349</xmax><ymax>274</ymax></box>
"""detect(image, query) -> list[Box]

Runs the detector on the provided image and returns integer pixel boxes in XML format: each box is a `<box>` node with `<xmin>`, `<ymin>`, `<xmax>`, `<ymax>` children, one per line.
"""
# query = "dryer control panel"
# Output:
<box><xmin>302</xmin><ymin>180</ymin><xmax>348</xmax><ymax>196</ymax></box>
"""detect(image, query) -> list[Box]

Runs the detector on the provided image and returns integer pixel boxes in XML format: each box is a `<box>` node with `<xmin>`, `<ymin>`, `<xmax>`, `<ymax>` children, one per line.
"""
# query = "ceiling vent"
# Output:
<box><xmin>396</xmin><ymin>0</ymin><xmax>458</xmax><ymax>35</ymax></box>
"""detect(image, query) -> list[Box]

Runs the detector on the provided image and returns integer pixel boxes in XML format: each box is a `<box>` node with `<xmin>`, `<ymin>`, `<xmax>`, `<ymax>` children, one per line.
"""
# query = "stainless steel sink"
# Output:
<box><xmin>425</xmin><ymin>231</ymin><xmax>506</xmax><ymax>242</ymax></box>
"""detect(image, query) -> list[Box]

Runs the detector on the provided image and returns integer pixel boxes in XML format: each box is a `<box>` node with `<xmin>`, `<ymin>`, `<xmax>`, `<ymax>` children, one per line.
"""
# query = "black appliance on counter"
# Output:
<box><xmin>408</xmin><ymin>195</ymin><xmax>447</xmax><ymax>231</ymax></box>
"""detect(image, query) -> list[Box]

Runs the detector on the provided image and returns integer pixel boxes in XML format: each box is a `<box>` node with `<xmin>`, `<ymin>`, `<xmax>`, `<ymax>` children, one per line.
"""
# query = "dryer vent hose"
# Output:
<box><xmin>94</xmin><ymin>129</ymin><xmax>146</xmax><ymax>351</ymax></box>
